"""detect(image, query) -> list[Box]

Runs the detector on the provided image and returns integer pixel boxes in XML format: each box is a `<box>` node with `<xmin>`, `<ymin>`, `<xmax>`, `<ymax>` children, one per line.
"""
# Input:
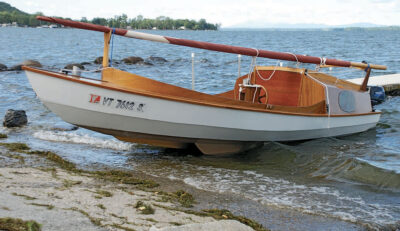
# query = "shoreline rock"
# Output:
<box><xmin>3</xmin><ymin>109</ymin><xmax>28</xmax><ymax>127</ymax></box>
<box><xmin>64</xmin><ymin>63</ymin><xmax>85</xmax><ymax>70</ymax></box>
<box><xmin>0</xmin><ymin>63</ymin><xmax>7</xmax><ymax>71</ymax></box>
<box><xmin>123</xmin><ymin>56</ymin><xmax>144</xmax><ymax>64</ymax></box>
<box><xmin>10</xmin><ymin>60</ymin><xmax>42</xmax><ymax>71</ymax></box>
<box><xmin>149</xmin><ymin>56</ymin><xmax>168</xmax><ymax>63</ymax></box>
<box><xmin>94</xmin><ymin>57</ymin><xmax>103</xmax><ymax>64</ymax></box>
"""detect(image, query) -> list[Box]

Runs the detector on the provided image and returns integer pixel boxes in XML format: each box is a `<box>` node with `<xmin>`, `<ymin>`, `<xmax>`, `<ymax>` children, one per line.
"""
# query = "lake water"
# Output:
<box><xmin>0</xmin><ymin>27</ymin><xmax>399</xmax><ymax>230</ymax></box>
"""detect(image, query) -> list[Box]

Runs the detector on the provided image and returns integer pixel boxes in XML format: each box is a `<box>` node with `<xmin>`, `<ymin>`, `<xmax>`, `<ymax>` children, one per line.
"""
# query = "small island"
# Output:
<box><xmin>0</xmin><ymin>2</ymin><xmax>219</xmax><ymax>30</ymax></box>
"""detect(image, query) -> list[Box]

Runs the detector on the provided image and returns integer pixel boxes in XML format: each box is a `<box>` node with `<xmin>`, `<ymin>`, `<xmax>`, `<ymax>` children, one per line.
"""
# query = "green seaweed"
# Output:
<box><xmin>174</xmin><ymin>190</ymin><xmax>195</xmax><ymax>208</ymax></box>
<box><xmin>10</xmin><ymin>171</ymin><xmax>28</xmax><ymax>175</ymax></box>
<box><xmin>67</xmin><ymin>207</ymin><xmax>102</xmax><ymax>226</ymax></box>
<box><xmin>11</xmin><ymin>193</ymin><xmax>37</xmax><ymax>201</ymax></box>
<box><xmin>153</xmin><ymin>204</ymin><xmax>267</xmax><ymax>231</ymax></box>
<box><xmin>4</xmin><ymin>153</ymin><xmax>25</xmax><ymax>163</ymax></box>
<box><xmin>62</xmin><ymin>179</ymin><xmax>82</xmax><ymax>188</ymax></box>
<box><xmin>156</xmin><ymin>190</ymin><xmax>196</xmax><ymax>208</ymax></box>
<box><xmin>145</xmin><ymin>218</ymin><xmax>157</xmax><ymax>223</ymax></box>
<box><xmin>29</xmin><ymin>203</ymin><xmax>54</xmax><ymax>210</ymax></box>
<box><xmin>110</xmin><ymin>213</ymin><xmax>127</xmax><ymax>220</ymax></box>
<box><xmin>0</xmin><ymin>217</ymin><xmax>41</xmax><ymax>231</ymax></box>
<box><xmin>90</xmin><ymin>170</ymin><xmax>159</xmax><ymax>188</ymax></box>
<box><xmin>96</xmin><ymin>204</ymin><xmax>106</xmax><ymax>210</ymax></box>
<box><xmin>109</xmin><ymin>224</ymin><xmax>136</xmax><ymax>231</ymax></box>
<box><xmin>0</xmin><ymin>134</ymin><xmax>8</xmax><ymax>139</ymax></box>
<box><xmin>28</xmin><ymin>151</ymin><xmax>78</xmax><ymax>172</ymax></box>
<box><xmin>95</xmin><ymin>190</ymin><xmax>113</xmax><ymax>198</ymax></box>
<box><xmin>134</xmin><ymin>201</ymin><xmax>155</xmax><ymax>215</ymax></box>
<box><xmin>0</xmin><ymin>143</ymin><xmax>30</xmax><ymax>152</ymax></box>
<box><xmin>169</xmin><ymin>222</ymin><xmax>182</xmax><ymax>226</ymax></box>
<box><xmin>202</xmin><ymin>209</ymin><xmax>266</xmax><ymax>231</ymax></box>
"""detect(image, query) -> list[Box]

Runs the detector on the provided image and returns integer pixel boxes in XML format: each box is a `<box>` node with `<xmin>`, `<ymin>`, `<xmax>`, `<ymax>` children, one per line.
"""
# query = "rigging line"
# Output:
<box><xmin>285</xmin><ymin>52</ymin><xmax>300</xmax><ymax>67</ymax></box>
<box><xmin>110</xmin><ymin>28</ymin><xmax>116</xmax><ymax>67</ymax></box>
<box><xmin>249</xmin><ymin>50</ymin><xmax>279</xmax><ymax>82</ymax></box>
<box><xmin>256</xmin><ymin>61</ymin><xmax>280</xmax><ymax>81</ymax></box>
<box><xmin>315</xmin><ymin>57</ymin><xmax>327</xmax><ymax>71</ymax></box>
<box><xmin>246</xmin><ymin>56</ymin><xmax>257</xmax><ymax>84</ymax></box>
<box><xmin>305</xmin><ymin>71</ymin><xmax>331</xmax><ymax>128</ymax></box>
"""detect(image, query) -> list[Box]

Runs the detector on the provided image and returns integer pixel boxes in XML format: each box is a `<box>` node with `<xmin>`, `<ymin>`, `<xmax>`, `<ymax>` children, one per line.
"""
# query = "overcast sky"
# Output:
<box><xmin>6</xmin><ymin>0</ymin><xmax>400</xmax><ymax>27</ymax></box>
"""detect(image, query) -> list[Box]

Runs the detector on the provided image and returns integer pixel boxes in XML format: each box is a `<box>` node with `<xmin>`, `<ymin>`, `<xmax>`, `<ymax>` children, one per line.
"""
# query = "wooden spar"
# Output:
<box><xmin>103</xmin><ymin>32</ymin><xmax>111</xmax><ymax>67</ymax></box>
<box><xmin>37</xmin><ymin>16</ymin><xmax>387</xmax><ymax>70</ymax></box>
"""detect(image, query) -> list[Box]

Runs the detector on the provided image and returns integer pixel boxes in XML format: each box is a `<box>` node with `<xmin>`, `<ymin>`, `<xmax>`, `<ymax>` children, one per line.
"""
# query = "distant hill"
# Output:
<box><xmin>0</xmin><ymin>2</ymin><xmax>28</xmax><ymax>15</ymax></box>
<box><xmin>0</xmin><ymin>1</ymin><xmax>42</xmax><ymax>26</ymax></box>
<box><xmin>223</xmin><ymin>21</ymin><xmax>396</xmax><ymax>30</ymax></box>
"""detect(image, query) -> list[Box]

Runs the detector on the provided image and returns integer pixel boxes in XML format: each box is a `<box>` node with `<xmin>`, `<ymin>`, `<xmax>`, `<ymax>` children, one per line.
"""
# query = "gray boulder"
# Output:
<box><xmin>0</xmin><ymin>63</ymin><xmax>7</xmax><ymax>71</ymax></box>
<box><xmin>123</xmin><ymin>56</ymin><xmax>144</xmax><ymax>64</ymax></box>
<box><xmin>10</xmin><ymin>60</ymin><xmax>42</xmax><ymax>71</ymax></box>
<box><xmin>22</xmin><ymin>60</ymin><xmax>42</xmax><ymax>67</ymax></box>
<box><xmin>10</xmin><ymin>64</ymin><xmax>22</xmax><ymax>71</ymax></box>
<box><xmin>94</xmin><ymin>57</ymin><xmax>103</xmax><ymax>64</ymax></box>
<box><xmin>64</xmin><ymin>63</ymin><xmax>85</xmax><ymax>70</ymax></box>
<box><xmin>148</xmin><ymin>56</ymin><xmax>168</xmax><ymax>63</ymax></box>
<box><xmin>3</xmin><ymin>109</ymin><xmax>28</xmax><ymax>127</ymax></box>
<box><xmin>137</xmin><ymin>61</ymin><xmax>154</xmax><ymax>66</ymax></box>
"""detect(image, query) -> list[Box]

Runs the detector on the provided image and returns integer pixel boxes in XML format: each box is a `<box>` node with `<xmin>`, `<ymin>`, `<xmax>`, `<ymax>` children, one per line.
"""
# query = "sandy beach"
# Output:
<box><xmin>0</xmin><ymin>142</ymin><xmax>259</xmax><ymax>231</ymax></box>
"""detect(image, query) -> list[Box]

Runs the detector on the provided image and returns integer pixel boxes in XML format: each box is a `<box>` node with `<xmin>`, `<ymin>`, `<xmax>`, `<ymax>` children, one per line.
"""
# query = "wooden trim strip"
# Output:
<box><xmin>22</xmin><ymin>66</ymin><xmax>380</xmax><ymax>118</ymax></box>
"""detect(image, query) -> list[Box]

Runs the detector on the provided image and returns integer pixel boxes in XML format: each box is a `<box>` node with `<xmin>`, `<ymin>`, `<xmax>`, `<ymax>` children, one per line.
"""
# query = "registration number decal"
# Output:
<box><xmin>89</xmin><ymin>94</ymin><xmax>145</xmax><ymax>112</ymax></box>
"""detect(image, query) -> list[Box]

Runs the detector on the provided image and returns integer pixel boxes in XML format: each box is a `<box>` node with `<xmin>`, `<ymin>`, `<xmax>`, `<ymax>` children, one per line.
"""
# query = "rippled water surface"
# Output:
<box><xmin>0</xmin><ymin>27</ymin><xmax>399</xmax><ymax>229</ymax></box>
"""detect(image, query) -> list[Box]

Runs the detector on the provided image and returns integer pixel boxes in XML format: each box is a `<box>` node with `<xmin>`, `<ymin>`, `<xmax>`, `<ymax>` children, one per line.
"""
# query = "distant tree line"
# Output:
<box><xmin>0</xmin><ymin>2</ymin><xmax>219</xmax><ymax>30</ymax></box>
<box><xmin>84</xmin><ymin>14</ymin><xmax>219</xmax><ymax>30</ymax></box>
<box><xmin>0</xmin><ymin>11</ymin><xmax>42</xmax><ymax>27</ymax></box>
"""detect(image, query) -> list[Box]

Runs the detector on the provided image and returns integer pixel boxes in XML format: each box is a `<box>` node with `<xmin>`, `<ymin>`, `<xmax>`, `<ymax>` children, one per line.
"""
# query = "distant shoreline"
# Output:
<box><xmin>0</xmin><ymin>2</ymin><xmax>219</xmax><ymax>30</ymax></box>
<box><xmin>221</xmin><ymin>26</ymin><xmax>400</xmax><ymax>31</ymax></box>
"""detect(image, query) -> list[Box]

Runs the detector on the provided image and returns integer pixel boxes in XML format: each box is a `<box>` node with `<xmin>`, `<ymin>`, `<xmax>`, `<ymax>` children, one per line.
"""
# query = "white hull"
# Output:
<box><xmin>25</xmin><ymin>70</ymin><xmax>380</xmax><ymax>143</ymax></box>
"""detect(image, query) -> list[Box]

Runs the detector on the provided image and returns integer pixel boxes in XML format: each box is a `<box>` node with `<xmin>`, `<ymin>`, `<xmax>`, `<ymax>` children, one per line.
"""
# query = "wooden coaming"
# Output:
<box><xmin>254</xmin><ymin>70</ymin><xmax>302</xmax><ymax>106</ymax></box>
<box><xmin>298</xmin><ymin>74</ymin><xmax>326</xmax><ymax>107</ymax></box>
<box><xmin>307</xmin><ymin>71</ymin><xmax>363</xmax><ymax>91</ymax></box>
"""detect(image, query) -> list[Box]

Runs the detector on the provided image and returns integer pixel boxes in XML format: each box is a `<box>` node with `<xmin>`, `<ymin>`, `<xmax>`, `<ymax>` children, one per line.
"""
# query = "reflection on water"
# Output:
<box><xmin>0</xmin><ymin>27</ymin><xmax>399</xmax><ymax>229</ymax></box>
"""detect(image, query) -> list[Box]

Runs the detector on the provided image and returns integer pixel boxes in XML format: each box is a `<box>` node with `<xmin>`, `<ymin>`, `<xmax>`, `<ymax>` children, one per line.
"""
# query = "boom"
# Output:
<box><xmin>37</xmin><ymin>16</ymin><xmax>386</xmax><ymax>70</ymax></box>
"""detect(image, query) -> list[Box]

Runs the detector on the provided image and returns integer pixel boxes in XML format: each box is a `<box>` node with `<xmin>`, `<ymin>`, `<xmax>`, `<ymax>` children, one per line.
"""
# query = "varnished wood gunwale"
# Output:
<box><xmin>22</xmin><ymin>66</ymin><xmax>380</xmax><ymax>117</ymax></box>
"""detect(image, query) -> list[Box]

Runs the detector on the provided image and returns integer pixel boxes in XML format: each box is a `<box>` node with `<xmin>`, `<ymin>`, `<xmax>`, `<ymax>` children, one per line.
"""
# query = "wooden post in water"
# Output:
<box><xmin>102</xmin><ymin>32</ymin><xmax>112</xmax><ymax>68</ymax></box>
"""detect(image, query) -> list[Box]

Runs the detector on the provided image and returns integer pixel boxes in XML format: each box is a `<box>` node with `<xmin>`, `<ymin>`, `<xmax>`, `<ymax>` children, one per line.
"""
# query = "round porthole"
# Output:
<box><xmin>338</xmin><ymin>90</ymin><xmax>356</xmax><ymax>113</ymax></box>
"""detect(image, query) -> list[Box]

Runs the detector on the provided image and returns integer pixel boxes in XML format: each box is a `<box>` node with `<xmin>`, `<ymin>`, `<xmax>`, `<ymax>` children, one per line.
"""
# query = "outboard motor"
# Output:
<box><xmin>369</xmin><ymin>86</ymin><xmax>385</xmax><ymax>105</ymax></box>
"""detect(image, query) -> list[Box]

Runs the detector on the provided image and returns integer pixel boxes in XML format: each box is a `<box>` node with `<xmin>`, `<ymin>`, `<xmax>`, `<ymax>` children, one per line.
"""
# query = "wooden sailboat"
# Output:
<box><xmin>23</xmin><ymin>16</ymin><xmax>387</xmax><ymax>155</ymax></box>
